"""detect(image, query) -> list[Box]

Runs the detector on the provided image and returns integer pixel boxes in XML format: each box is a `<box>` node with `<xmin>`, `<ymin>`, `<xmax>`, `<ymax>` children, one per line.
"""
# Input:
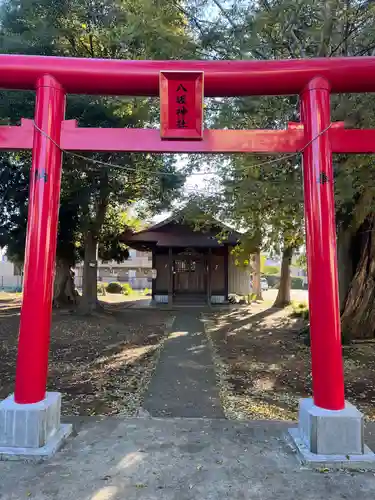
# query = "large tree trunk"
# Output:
<box><xmin>53</xmin><ymin>258</ymin><xmax>78</xmax><ymax>307</ymax></box>
<box><xmin>274</xmin><ymin>246</ymin><xmax>292</xmax><ymax>308</ymax></box>
<box><xmin>79</xmin><ymin>184</ymin><xmax>109</xmax><ymax>314</ymax></box>
<box><xmin>341</xmin><ymin>214</ymin><xmax>375</xmax><ymax>340</ymax></box>
<box><xmin>252</xmin><ymin>251</ymin><xmax>263</xmax><ymax>300</ymax></box>
<box><xmin>337</xmin><ymin>224</ymin><xmax>354</xmax><ymax>310</ymax></box>
<box><xmin>79</xmin><ymin>230</ymin><xmax>99</xmax><ymax>314</ymax></box>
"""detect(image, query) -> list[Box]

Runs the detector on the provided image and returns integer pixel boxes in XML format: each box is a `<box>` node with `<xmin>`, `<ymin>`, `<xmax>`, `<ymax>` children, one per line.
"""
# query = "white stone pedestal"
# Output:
<box><xmin>289</xmin><ymin>398</ymin><xmax>375</xmax><ymax>468</ymax></box>
<box><xmin>0</xmin><ymin>392</ymin><xmax>72</xmax><ymax>460</ymax></box>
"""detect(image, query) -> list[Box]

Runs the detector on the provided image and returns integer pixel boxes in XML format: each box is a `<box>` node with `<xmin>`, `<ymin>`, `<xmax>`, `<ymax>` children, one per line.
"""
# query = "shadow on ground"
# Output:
<box><xmin>205</xmin><ymin>302</ymin><xmax>375</xmax><ymax>420</ymax></box>
<box><xmin>0</xmin><ymin>299</ymin><xmax>173</xmax><ymax>416</ymax></box>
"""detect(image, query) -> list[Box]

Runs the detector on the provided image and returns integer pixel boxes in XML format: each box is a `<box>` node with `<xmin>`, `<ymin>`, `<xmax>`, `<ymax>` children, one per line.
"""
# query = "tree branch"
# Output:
<box><xmin>318</xmin><ymin>2</ymin><xmax>334</xmax><ymax>57</ymax></box>
<box><xmin>211</xmin><ymin>0</ymin><xmax>237</xmax><ymax>29</ymax></box>
<box><xmin>172</xmin><ymin>0</ymin><xmax>207</xmax><ymax>39</ymax></box>
<box><xmin>329</xmin><ymin>16</ymin><xmax>371</xmax><ymax>56</ymax></box>
<box><xmin>289</xmin><ymin>27</ymin><xmax>306</xmax><ymax>57</ymax></box>
<box><xmin>259</xmin><ymin>0</ymin><xmax>272</xmax><ymax>12</ymax></box>
<box><xmin>88</xmin><ymin>33</ymin><xmax>94</xmax><ymax>58</ymax></box>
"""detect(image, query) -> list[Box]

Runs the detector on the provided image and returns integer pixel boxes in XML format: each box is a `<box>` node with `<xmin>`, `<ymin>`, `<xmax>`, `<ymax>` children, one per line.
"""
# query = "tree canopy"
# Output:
<box><xmin>0</xmin><ymin>0</ymin><xmax>196</xmax><ymax>310</ymax></box>
<box><xmin>177</xmin><ymin>0</ymin><xmax>375</xmax><ymax>326</ymax></box>
<box><xmin>2</xmin><ymin>0</ymin><xmax>375</xmax><ymax>334</ymax></box>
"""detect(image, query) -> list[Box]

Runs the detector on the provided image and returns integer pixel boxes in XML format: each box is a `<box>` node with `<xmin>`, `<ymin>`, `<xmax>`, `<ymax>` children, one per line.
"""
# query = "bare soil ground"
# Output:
<box><xmin>0</xmin><ymin>294</ymin><xmax>172</xmax><ymax>416</ymax></box>
<box><xmin>204</xmin><ymin>301</ymin><xmax>375</xmax><ymax>421</ymax></box>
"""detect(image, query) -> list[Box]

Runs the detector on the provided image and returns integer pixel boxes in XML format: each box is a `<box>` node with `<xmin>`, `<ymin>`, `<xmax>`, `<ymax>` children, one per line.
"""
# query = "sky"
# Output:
<box><xmin>151</xmin><ymin>155</ymin><xmax>221</xmax><ymax>223</ymax></box>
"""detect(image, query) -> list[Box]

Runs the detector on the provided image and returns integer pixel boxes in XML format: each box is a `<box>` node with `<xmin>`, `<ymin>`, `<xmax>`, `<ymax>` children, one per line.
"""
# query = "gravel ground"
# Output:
<box><xmin>0</xmin><ymin>297</ymin><xmax>173</xmax><ymax>416</ymax></box>
<box><xmin>204</xmin><ymin>300</ymin><xmax>375</xmax><ymax>421</ymax></box>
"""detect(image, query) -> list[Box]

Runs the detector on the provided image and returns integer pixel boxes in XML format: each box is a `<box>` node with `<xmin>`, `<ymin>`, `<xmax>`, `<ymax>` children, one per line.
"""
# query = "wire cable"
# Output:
<box><xmin>32</xmin><ymin>120</ymin><xmax>332</xmax><ymax>177</ymax></box>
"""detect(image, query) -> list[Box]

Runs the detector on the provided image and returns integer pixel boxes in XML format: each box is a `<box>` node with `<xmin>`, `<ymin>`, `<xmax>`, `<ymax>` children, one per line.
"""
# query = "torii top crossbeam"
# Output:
<box><xmin>1</xmin><ymin>54</ymin><xmax>375</xmax><ymax>96</ymax></box>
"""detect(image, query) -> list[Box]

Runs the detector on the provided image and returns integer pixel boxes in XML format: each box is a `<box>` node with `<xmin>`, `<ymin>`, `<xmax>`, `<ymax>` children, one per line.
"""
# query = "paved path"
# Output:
<box><xmin>143</xmin><ymin>312</ymin><xmax>224</xmax><ymax>418</ymax></box>
<box><xmin>2</xmin><ymin>417</ymin><xmax>375</xmax><ymax>500</ymax></box>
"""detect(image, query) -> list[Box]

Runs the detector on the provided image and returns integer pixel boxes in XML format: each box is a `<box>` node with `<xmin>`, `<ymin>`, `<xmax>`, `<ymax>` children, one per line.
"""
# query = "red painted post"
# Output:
<box><xmin>14</xmin><ymin>75</ymin><xmax>66</xmax><ymax>404</ymax></box>
<box><xmin>301</xmin><ymin>77</ymin><xmax>345</xmax><ymax>410</ymax></box>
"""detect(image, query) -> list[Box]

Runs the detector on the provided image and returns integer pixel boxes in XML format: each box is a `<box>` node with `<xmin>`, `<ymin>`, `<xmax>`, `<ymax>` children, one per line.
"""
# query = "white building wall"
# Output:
<box><xmin>0</xmin><ymin>261</ymin><xmax>22</xmax><ymax>290</ymax></box>
<box><xmin>74</xmin><ymin>250</ymin><xmax>152</xmax><ymax>289</ymax></box>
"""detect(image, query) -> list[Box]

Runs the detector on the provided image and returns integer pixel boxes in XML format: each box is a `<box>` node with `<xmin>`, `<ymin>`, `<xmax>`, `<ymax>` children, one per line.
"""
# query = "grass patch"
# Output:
<box><xmin>291</xmin><ymin>301</ymin><xmax>309</xmax><ymax>320</ymax></box>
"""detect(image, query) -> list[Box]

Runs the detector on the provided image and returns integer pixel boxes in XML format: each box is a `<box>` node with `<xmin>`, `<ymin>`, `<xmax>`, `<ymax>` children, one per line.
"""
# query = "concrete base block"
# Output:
<box><xmin>288</xmin><ymin>398</ymin><xmax>375</xmax><ymax>469</ymax></box>
<box><xmin>298</xmin><ymin>398</ymin><xmax>363</xmax><ymax>455</ymax></box>
<box><xmin>154</xmin><ymin>295</ymin><xmax>168</xmax><ymax>304</ymax></box>
<box><xmin>0</xmin><ymin>392</ymin><xmax>72</xmax><ymax>460</ymax></box>
<box><xmin>288</xmin><ymin>428</ymin><xmax>375</xmax><ymax>470</ymax></box>
<box><xmin>211</xmin><ymin>295</ymin><xmax>225</xmax><ymax>304</ymax></box>
<box><xmin>0</xmin><ymin>423</ymin><xmax>72</xmax><ymax>461</ymax></box>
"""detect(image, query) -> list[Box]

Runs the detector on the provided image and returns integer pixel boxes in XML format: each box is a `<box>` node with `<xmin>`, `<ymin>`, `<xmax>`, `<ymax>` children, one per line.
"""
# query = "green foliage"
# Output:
<box><xmin>291</xmin><ymin>302</ymin><xmax>309</xmax><ymax>321</ymax></box>
<box><xmin>260</xmin><ymin>254</ymin><xmax>267</xmax><ymax>273</ymax></box>
<box><xmin>0</xmin><ymin>152</ymin><xmax>31</xmax><ymax>264</ymax></box>
<box><xmin>298</xmin><ymin>324</ymin><xmax>311</xmax><ymax>346</ymax></box>
<box><xmin>264</xmin><ymin>265</ymin><xmax>279</xmax><ymax>276</ymax></box>
<box><xmin>0</xmin><ymin>0</ymin><xmax>196</xmax><ymax>60</ymax></box>
<box><xmin>247</xmin><ymin>292</ymin><xmax>257</xmax><ymax>303</ymax></box>
<box><xmin>97</xmin><ymin>283</ymin><xmax>106</xmax><ymax>296</ymax></box>
<box><xmin>0</xmin><ymin>0</ymin><xmax>193</xmax><ymax>298</ymax></box>
<box><xmin>122</xmin><ymin>282</ymin><xmax>133</xmax><ymax>295</ymax></box>
<box><xmin>143</xmin><ymin>287</ymin><xmax>151</xmax><ymax>296</ymax></box>
<box><xmin>184</xmin><ymin>0</ymin><xmax>375</xmax><ymax>251</ymax></box>
<box><xmin>106</xmin><ymin>282</ymin><xmax>123</xmax><ymax>294</ymax></box>
<box><xmin>97</xmin><ymin>206</ymin><xmax>135</xmax><ymax>264</ymax></box>
<box><xmin>181</xmin><ymin>1</ymin><xmax>375</xmax><ymax>335</ymax></box>
<box><xmin>291</xmin><ymin>277</ymin><xmax>304</xmax><ymax>290</ymax></box>
<box><xmin>267</xmin><ymin>275</ymin><xmax>305</xmax><ymax>290</ymax></box>
<box><xmin>228</xmin><ymin>293</ymin><xmax>247</xmax><ymax>305</ymax></box>
<box><xmin>295</xmin><ymin>254</ymin><xmax>307</xmax><ymax>271</ymax></box>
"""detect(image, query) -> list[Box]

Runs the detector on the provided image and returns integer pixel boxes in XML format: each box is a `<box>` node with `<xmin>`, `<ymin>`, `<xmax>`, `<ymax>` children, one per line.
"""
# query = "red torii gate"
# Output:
<box><xmin>0</xmin><ymin>54</ymin><xmax>375</xmax><ymax>463</ymax></box>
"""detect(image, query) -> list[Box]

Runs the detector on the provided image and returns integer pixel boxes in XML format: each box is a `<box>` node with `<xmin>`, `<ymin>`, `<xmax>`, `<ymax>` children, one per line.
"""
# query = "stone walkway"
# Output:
<box><xmin>2</xmin><ymin>417</ymin><xmax>375</xmax><ymax>500</ymax></box>
<box><xmin>2</xmin><ymin>311</ymin><xmax>375</xmax><ymax>498</ymax></box>
<box><xmin>143</xmin><ymin>312</ymin><xmax>224</xmax><ymax>418</ymax></box>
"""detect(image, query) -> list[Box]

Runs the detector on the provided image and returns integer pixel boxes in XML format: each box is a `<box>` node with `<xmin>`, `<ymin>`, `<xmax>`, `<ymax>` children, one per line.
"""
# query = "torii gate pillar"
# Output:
<box><xmin>288</xmin><ymin>79</ymin><xmax>372</xmax><ymax>464</ymax></box>
<box><xmin>0</xmin><ymin>76</ymin><xmax>72</xmax><ymax>459</ymax></box>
